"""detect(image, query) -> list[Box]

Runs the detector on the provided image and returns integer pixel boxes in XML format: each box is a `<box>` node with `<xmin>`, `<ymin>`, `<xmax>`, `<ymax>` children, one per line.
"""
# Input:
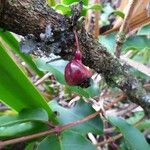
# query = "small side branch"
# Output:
<box><xmin>115</xmin><ymin>0</ymin><xmax>137</xmax><ymax>58</ymax></box>
<box><xmin>0</xmin><ymin>110</ymin><xmax>101</xmax><ymax>147</ymax></box>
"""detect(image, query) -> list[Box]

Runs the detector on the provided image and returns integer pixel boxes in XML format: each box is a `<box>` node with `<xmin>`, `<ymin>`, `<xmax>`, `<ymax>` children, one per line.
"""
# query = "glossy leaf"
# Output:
<box><xmin>108</xmin><ymin>116</ymin><xmax>150</xmax><ymax>150</ymax></box>
<box><xmin>37</xmin><ymin>130</ymin><xmax>97</xmax><ymax>150</ymax></box>
<box><xmin>0</xmin><ymin>108</ymin><xmax>49</xmax><ymax>126</ymax></box>
<box><xmin>35</xmin><ymin>58</ymin><xmax>67</xmax><ymax>84</ymax></box>
<box><xmin>0</xmin><ymin>43</ymin><xmax>56</xmax><ymax>122</ymax></box>
<box><xmin>0</xmin><ymin>122</ymin><xmax>47</xmax><ymax>139</ymax></box>
<box><xmin>49</xmin><ymin>100</ymin><xmax>103</xmax><ymax>135</ymax></box>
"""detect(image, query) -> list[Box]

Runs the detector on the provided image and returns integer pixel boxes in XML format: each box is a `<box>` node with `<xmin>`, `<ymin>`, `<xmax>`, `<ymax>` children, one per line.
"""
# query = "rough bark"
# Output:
<box><xmin>0</xmin><ymin>0</ymin><xmax>150</xmax><ymax>117</ymax></box>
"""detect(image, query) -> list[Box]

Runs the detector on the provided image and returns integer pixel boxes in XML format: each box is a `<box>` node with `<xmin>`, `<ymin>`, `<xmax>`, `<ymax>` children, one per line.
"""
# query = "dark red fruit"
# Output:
<box><xmin>65</xmin><ymin>50</ymin><xmax>92</xmax><ymax>86</ymax></box>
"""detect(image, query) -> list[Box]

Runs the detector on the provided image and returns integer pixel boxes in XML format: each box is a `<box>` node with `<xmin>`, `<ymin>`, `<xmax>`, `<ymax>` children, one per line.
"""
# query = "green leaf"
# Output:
<box><xmin>108</xmin><ymin>116</ymin><xmax>150</xmax><ymax>150</ymax></box>
<box><xmin>87</xmin><ymin>4</ymin><xmax>102</xmax><ymax>11</ymax></box>
<box><xmin>0</xmin><ymin>43</ymin><xmax>56</xmax><ymax>122</ymax></box>
<box><xmin>68</xmin><ymin>86</ymin><xmax>91</xmax><ymax>98</ymax></box>
<box><xmin>126</xmin><ymin>111</ymin><xmax>144</xmax><ymax>125</ymax></box>
<box><xmin>86</xmin><ymin>80</ymin><xmax>100</xmax><ymax>97</ymax></box>
<box><xmin>49</xmin><ymin>100</ymin><xmax>103</xmax><ymax>135</ymax></box>
<box><xmin>0</xmin><ymin>108</ymin><xmax>49</xmax><ymax>126</ymax></box>
<box><xmin>99</xmin><ymin>32</ymin><xmax>116</xmax><ymax>53</ymax></box>
<box><xmin>0</xmin><ymin>31</ymin><xmax>43</xmax><ymax>76</ymax></box>
<box><xmin>0</xmin><ymin>122</ymin><xmax>47</xmax><ymax>139</ymax></box>
<box><xmin>55</xmin><ymin>4</ymin><xmax>71</xmax><ymax>15</ymax></box>
<box><xmin>137</xmin><ymin>120</ymin><xmax>150</xmax><ymax>131</ymax></box>
<box><xmin>122</xmin><ymin>35</ymin><xmax>150</xmax><ymax>52</ymax></box>
<box><xmin>25</xmin><ymin>142</ymin><xmax>36</xmax><ymax>150</ymax></box>
<box><xmin>99</xmin><ymin>33</ymin><xmax>150</xmax><ymax>57</ymax></box>
<box><xmin>35</xmin><ymin>58</ymin><xmax>67</xmax><ymax>84</ymax></box>
<box><xmin>37</xmin><ymin>130</ymin><xmax>97</xmax><ymax>150</ymax></box>
<box><xmin>47</xmin><ymin>0</ymin><xmax>56</xmax><ymax>6</ymax></box>
<box><xmin>35</xmin><ymin>58</ymin><xmax>97</xmax><ymax>98</ymax></box>
<box><xmin>112</xmin><ymin>10</ymin><xmax>125</xmax><ymax>18</ymax></box>
<box><xmin>137</xmin><ymin>23</ymin><xmax>150</xmax><ymax>36</ymax></box>
<box><xmin>61</xmin><ymin>0</ymin><xmax>88</xmax><ymax>5</ymax></box>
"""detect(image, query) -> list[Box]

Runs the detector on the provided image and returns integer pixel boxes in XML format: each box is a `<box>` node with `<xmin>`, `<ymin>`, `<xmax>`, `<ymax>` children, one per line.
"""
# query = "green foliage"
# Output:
<box><xmin>54</xmin><ymin>0</ymin><xmax>102</xmax><ymax>16</ymax></box>
<box><xmin>37</xmin><ymin>131</ymin><xmax>97</xmax><ymax>150</ymax></box>
<box><xmin>47</xmin><ymin>0</ymin><xmax>56</xmax><ymax>6</ymax></box>
<box><xmin>0</xmin><ymin>108</ymin><xmax>48</xmax><ymax>126</ymax></box>
<box><xmin>35</xmin><ymin>57</ymin><xmax>100</xmax><ymax>98</ymax></box>
<box><xmin>61</xmin><ymin>0</ymin><xmax>88</xmax><ymax>5</ymax></box>
<box><xmin>99</xmin><ymin>32</ymin><xmax>150</xmax><ymax>64</ymax></box>
<box><xmin>36</xmin><ymin>99</ymin><xmax>103</xmax><ymax>150</ymax></box>
<box><xmin>137</xmin><ymin>120</ymin><xmax>150</xmax><ymax>131</ymax></box>
<box><xmin>112</xmin><ymin>10</ymin><xmax>124</xmax><ymax>18</ymax></box>
<box><xmin>49</xmin><ymin>100</ymin><xmax>103</xmax><ymax>135</ymax></box>
<box><xmin>137</xmin><ymin>23</ymin><xmax>150</xmax><ymax>36</ymax></box>
<box><xmin>0</xmin><ymin>108</ymin><xmax>49</xmax><ymax>139</ymax></box>
<box><xmin>0</xmin><ymin>42</ymin><xmax>56</xmax><ymax>122</ymax></box>
<box><xmin>108</xmin><ymin>116</ymin><xmax>150</xmax><ymax>150</ymax></box>
<box><xmin>0</xmin><ymin>122</ymin><xmax>47</xmax><ymax>139</ymax></box>
<box><xmin>126</xmin><ymin>111</ymin><xmax>144</xmax><ymax>125</ymax></box>
<box><xmin>0</xmin><ymin>1</ymin><xmax>149</xmax><ymax>149</ymax></box>
<box><xmin>0</xmin><ymin>30</ymin><xmax>43</xmax><ymax>76</ymax></box>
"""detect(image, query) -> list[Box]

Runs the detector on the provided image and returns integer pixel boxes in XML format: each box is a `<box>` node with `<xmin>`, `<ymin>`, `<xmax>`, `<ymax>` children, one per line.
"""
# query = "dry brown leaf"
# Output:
<box><xmin>104</xmin><ymin>0</ymin><xmax>150</xmax><ymax>34</ymax></box>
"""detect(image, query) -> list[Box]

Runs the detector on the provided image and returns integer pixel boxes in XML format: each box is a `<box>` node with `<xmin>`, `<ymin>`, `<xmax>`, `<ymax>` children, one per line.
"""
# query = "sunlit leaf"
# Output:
<box><xmin>0</xmin><ymin>43</ymin><xmax>56</xmax><ymax>122</ymax></box>
<box><xmin>0</xmin><ymin>108</ymin><xmax>49</xmax><ymax>126</ymax></box>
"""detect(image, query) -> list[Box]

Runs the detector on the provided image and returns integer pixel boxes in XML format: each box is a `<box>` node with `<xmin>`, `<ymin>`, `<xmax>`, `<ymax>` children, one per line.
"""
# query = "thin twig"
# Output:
<box><xmin>115</xmin><ymin>0</ymin><xmax>137</xmax><ymax>57</ymax></box>
<box><xmin>120</xmin><ymin>55</ymin><xmax>150</xmax><ymax>77</ymax></box>
<box><xmin>94</xmin><ymin>0</ymin><xmax>101</xmax><ymax>38</ymax></box>
<box><xmin>96</xmin><ymin>134</ymin><xmax>122</xmax><ymax>147</ymax></box>
<box><xmin>104</xmin><ymin>93</ymin><xmax>127</xmax><ymax>110</ymax></box>
<box><xmin>0</xmin><ymin>110</ymin><xmax>101</xmax><ymax>147</ymax></box>
<box><xmin>34</xmin><ymin>72</ymin><xmax>52</xmax><ymax>86</ymax></box>
<box><xmin>116</xmin><ymin>103</ymin><xmax>138</xmax><ymax>116</ymax></box>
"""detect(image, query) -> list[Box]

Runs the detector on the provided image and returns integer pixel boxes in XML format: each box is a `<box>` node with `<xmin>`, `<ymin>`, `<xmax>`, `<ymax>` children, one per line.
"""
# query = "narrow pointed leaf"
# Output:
<box><xmin>0</xmin><ymin>43</ymin><xmax>56</xmax><ymax>122</ymax></box>
<box><xmin>108</xmin><ymin>116</ymin><xmax>150</xmax><ymax>150</ymax></box>
<box><xmin>0</xmin><ymin>108</ymin><xmax>49</xmax><ymax>126</ymax></box>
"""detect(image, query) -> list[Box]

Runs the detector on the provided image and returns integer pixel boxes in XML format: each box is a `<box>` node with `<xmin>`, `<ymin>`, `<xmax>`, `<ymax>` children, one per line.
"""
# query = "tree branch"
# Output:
<box><xmin>0</xmin><ymin>0</ymin><xmax>150</xmax><ymax>117</ymax></box>
<box><xmin>0</xmin><ymin>110</ymin><xmax>101</xmax><ymax>147</ymax></box>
